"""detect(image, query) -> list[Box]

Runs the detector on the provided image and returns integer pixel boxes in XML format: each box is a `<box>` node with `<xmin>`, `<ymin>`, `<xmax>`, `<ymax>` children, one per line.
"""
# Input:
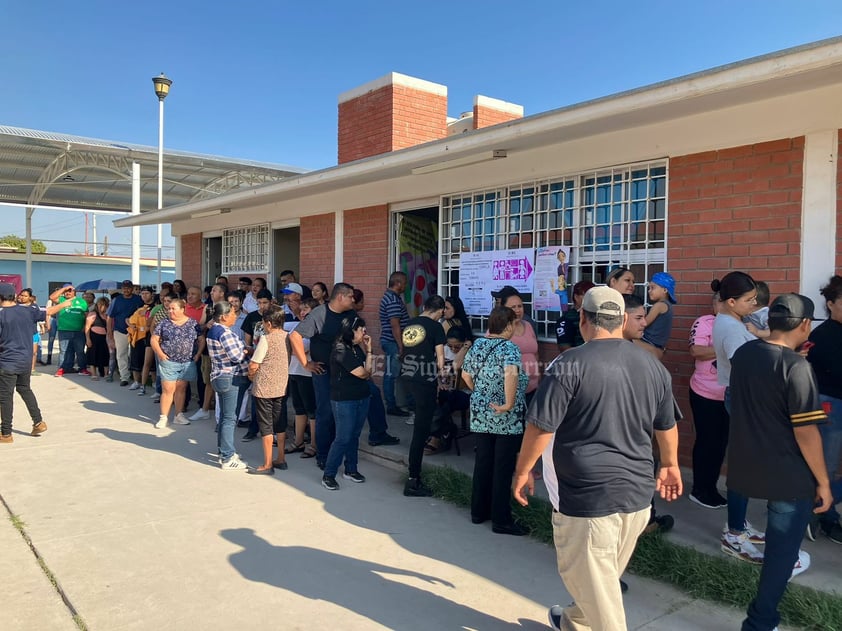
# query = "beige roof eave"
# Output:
<box><xmin>115</xmin><ymin>36</ymin><xmax>842</xmax><ymax>229</ymax></box>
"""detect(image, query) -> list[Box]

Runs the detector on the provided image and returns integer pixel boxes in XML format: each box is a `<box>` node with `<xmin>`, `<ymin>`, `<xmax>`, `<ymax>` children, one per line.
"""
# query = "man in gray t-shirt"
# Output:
<box><xmin>513</xmin><ymin>286</ymin><xmax>682</xmax><ymax>631</ymax></box>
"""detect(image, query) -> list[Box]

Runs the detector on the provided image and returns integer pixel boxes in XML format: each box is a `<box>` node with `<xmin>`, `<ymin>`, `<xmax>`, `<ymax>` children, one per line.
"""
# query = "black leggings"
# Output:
<box><xmin>689</xmin><ymin>388</ymin><xmax>730</xmax><ymax>496</ymax></box>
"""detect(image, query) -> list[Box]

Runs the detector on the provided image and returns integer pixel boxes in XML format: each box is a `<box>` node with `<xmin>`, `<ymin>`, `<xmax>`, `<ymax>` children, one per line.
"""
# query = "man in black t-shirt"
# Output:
<box><xmin>400</xmin><ymin>295</ymin><xmax>446</xmax><ymax>497</ymax></box>
<box><xmin>290</xmin><ymin>283</ymin><xmax>357</xmax><ymax>468</ymax></box>
<box><xmin>513</xmin><ymin>286</ymin><xmax>682</xmax><ymax>631</ymax></box>
<box><xmin>556</xmin><ymin>280</ymin><xmax>594</xmax><ymax>352</ymax></box>
<box><xmin>728</xmin><ymin>294</ymin><xmax>831</xmax><ymax>631</ymax></box>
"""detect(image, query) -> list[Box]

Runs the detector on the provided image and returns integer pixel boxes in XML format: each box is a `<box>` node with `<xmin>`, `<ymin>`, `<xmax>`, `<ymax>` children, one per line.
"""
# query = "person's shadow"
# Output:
<box><xmin>220</xmin><ymin>528</ymin><xmax>546</xmax><ymax>630</ymax></box>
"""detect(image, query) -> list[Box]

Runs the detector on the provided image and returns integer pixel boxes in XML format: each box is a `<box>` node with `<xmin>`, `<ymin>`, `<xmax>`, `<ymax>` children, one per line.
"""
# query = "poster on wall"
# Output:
<box><xmin>460</xmin><ymin>247</ymin><xmax>535</xmax><ymax>316</ymax></box>
<box><xmin>533</xmin><ymin>246</ymin><xmax>571</xmax><ymax>311</ymax></box>
<box><xmin>397</xmin><ymin>214</ymin><xmax>438</xmax><ymax>317</ymax></box>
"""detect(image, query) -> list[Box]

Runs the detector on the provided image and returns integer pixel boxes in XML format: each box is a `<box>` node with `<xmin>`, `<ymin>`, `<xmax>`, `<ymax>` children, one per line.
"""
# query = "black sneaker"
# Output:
<box><xmin>316</xmin><ymin>460</ymin><xmax>326</xmax><ymax>471</ymax></box>
<box><xmin>403</xmin><ymin>477</ymin><xmax>433</xmax><ymax>497</ymax></box>
<box><xmin>242</xmin><ymin>432</ymin><xmax>258</xmax><ymax>441</ymax></box>
<box><xmin>343</xmin><ymin>471</ymin><xmax>366</xmax><ymax>483</ymax></box>
<box><xmin>824</xmin><ymin>522</ymin><xmax>842</xmax><ymax>544</ymax></box>
<box><xmin>321</xmin><ymin>475</ymin><xmax>339</xmax><ymax>491</ymax></box>
<box><xmin>368</xmin><ymin>435</ymin><xmax>400</xmax><ymax>446</ymax></box>
<box><xmin>644</xmin><ymin>513</ymin><xmax>675</xmax><ymax>535</ymax></box>
<box><xmin>689</xmin><ymin>491</ymin><xmax>727</xmax><ymax>509</ymax></box>
<box><xmin>492</xmin><ymin>522</ymin><xmax>527</xmax><ymax>536</ymax></box>
<box><xmin>387</xmin><ymin>407</ymin><xmax>412</xmax><ymax>417</ymax></box>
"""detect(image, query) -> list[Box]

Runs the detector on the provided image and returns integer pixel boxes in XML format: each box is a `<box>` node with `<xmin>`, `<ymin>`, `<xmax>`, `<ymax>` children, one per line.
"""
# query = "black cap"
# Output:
<box><xmin>121</xmin><ymin>280</ymin><xmax>133</xmax><ymax>287</ymax></box>
<box><xmin>768</xmin><ymin>293</ymin><xmax>820</xmax><ymax>321</ymax></box>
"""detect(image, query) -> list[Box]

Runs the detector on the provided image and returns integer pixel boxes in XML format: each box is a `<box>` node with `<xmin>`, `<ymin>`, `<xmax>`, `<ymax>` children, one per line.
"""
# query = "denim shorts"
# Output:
<box><xmin>158</xmin><ymin>359</ymin><xmax>196</xmax><ymax>382</ymax></box>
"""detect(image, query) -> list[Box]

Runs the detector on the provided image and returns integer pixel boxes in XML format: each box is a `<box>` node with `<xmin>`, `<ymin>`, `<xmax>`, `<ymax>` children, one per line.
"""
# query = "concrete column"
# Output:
<box><xmin>801</xmin><ymin>131</ymin><xmax>837</xmax><ymax>311</ymax></box>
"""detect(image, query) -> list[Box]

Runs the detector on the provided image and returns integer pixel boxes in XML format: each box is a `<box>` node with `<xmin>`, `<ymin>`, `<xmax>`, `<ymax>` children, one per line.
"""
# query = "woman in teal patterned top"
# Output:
<box><xmin>462</xmin><ymin>306</ymin><xmax>528</xmax><ymax>535</ymax></box>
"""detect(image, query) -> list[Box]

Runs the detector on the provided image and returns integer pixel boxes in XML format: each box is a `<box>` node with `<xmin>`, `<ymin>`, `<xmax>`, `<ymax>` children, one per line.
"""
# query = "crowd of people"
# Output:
<box><xmin>1</xmin><ymin>264</ymin><xmax>839</xmax><ymax>631</ymax></box>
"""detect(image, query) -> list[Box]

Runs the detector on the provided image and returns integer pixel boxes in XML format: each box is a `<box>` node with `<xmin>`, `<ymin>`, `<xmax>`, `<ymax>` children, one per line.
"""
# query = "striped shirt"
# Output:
<box><xmin>379</xmin><ymin>288</ymin><xmax>409</xmax><ymax>344</ymax></box>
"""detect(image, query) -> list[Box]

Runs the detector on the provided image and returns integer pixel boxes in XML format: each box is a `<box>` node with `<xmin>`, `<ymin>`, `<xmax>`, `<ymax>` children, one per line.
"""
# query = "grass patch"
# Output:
<box><xmin>423</xmin><ymin>465</ymin><xmax>842</xmax><ymax>631</ymax></box>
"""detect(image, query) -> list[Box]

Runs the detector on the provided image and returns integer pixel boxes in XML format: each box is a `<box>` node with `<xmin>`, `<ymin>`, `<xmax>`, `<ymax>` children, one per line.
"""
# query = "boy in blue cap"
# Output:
<box><xmin>639</xmin><ymin>271</ymin><xmax>676</xmax><ymax>360</ymax></box>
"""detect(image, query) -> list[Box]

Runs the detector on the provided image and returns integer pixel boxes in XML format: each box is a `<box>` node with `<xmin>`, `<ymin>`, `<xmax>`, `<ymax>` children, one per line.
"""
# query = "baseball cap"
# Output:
<box><xmin>651</xmin><ymin>272</ymin><xmax>677</xmax><ymax>304</ymax></box>
<box><xmin>282</xmin><ymin>282</ymin><xmax>303</xmax><ymax>295</ymax></box>
<box><xmin>140</xmin><ymin>286</ymin><xmax>155</xmax><ymax>293</ymax></box>
<box><xmin>121</xmin><ymin>279</ymin><xmax>133</xmax><ymax>287</ymax></box>
<box><xmin>582</xmin><ymin>286</ymin><xmax>625</xmax><ymax>317</ymax></box>
<box><xmin>0</xmin><ymin>282</ymin><xmax>16</xmax><ymax>297</ymax></box>
<box><xmin>768</xmin><ymin>293</ymin><xmax>820</xmax><ymax>321</ymax></box>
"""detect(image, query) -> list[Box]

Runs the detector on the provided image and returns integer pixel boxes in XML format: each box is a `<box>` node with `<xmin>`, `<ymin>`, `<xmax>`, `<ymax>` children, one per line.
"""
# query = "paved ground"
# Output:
<box><xmin>1</xmin><ymin>368</ymin><xmax>838</xmax><ymax>630</ymax></box>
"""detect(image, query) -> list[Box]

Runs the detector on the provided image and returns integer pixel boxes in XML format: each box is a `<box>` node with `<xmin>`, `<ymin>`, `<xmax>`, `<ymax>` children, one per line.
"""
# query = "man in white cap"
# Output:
<box><xmin>513</xmin><ymin>286</ymin><xmax>682</xmax><ymax>631</ymax></box>
<box><xmin>0</xmin><ymin>282</ymin><xmax>47</xmax><ymax>443</ymax></box>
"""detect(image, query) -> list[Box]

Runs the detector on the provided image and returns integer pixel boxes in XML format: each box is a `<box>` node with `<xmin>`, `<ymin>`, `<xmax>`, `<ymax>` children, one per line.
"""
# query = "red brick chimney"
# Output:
<box><xmin>338</xmin><ymin>73</ymin><xmax>448</xmax><ymax>165</ymax></box>
<box><xmin>473</xmin><ymin>95</ymin><xmax>523</xmax><ymax>129</ymax></box>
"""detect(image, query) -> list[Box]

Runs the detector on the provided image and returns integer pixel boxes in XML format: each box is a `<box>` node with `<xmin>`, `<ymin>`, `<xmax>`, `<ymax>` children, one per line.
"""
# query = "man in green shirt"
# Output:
<box><xmin>46</xmin><ymin>284</ymin><xmax>90</xmax><ymax>377</ymax></box>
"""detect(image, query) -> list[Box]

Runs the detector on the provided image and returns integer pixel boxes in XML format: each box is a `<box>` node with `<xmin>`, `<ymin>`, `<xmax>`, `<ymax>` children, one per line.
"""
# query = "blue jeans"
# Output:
<box><xmin>58</xmin><ymin>330</ymin><xmax>86</xmax><ymax>372</ymax></box>
<box><xmin>381</xmin><ymin>339</ymin><xmax>400</xmax><ymax>409</ymax></box>
<box><xmin>724</xmin><ymin>387</ymin><xmax>750</xmax><ymax>531</ymax></box>
<box><xmin>213</xmin><ymin>374</ymin><xmax>247</xmax><ymax>461</ymax></box>
<box><xmin>324</xmin><ymin>398</ymin><xmax>370</xmax><ymax>478</ymax></box>
<box><xmin>367</xmin><ymin>381</ymin><xmax>390</xmax><ymax>442</ymax></box>
<box><xmin>819</xmin><ymin>394</ymin><xmax>842</xmax><ymax>524</ymax></box>
<box><xmin>742</xmin><ymin>498</ymin><xmax>814</xmax><ymax>631</ymax></box>
<box><xmin>312</xmin><ymin>372</ymin><xmax>335</xmax><ymax>462</ymax></box>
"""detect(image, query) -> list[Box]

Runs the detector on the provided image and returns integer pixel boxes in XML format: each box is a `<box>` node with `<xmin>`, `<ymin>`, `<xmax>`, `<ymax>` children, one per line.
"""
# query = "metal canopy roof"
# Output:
<box><xmin>0</xmin><ymin>125</ymin><xmax>308</xmax><ymax>214</ymax></box>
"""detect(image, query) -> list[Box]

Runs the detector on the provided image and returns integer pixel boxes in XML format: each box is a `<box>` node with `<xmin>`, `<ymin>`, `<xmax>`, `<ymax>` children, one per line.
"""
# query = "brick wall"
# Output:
<box><xmin>338</xmin><ymin>82</ymin><xmax>447</xmax><ymax>164</ymax></box>
<box><xmin>473</xmin><ymin>105</ymin><xmax>521</xmax><ymax>129</ymax></box>
<box><xmin>179</xmin><ymin>233</ymin><xmax>203</xmax><ymax>288</ymax></box>
<box><xmin>299</xmin><ymin>213</ymin><xmax>336</xmax><ymax>289</ymax></box>
<box><xmin>667</xmin><ymin>137</ymin><xmax>804</xmax><ymax>463</ymax></box>
<box><xmin>343</xmin><ymin>205</ymin><xmax>390</xmax><ymax>348</ymax></box>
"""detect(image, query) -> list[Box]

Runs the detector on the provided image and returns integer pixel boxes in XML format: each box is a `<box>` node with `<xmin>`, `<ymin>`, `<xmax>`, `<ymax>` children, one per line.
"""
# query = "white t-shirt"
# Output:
<box><xmin>712</xmin><ymin>313</ymin><xmax>755</xmax><ymax>387</ymax></box>
<box><xmin>283</xmin><ymin>320</ymin><xmax>311</xmax><ymax>377</ymax></box>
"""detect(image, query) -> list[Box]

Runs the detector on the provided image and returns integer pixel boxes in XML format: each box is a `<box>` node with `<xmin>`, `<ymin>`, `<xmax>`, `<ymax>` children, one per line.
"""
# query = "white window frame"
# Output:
<box><xmin>222</xmin><ymin>223</ymin><xmax>270</xmax><ymax>275</ymax></box>
<box><xmin>439</xmin><ymin>160</ymin><xmax>668</xmax><ymax>340</ymax></box>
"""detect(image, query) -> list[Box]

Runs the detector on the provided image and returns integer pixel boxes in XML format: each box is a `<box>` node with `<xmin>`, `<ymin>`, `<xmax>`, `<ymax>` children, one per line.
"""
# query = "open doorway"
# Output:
<box><xmin>393</xmin><ymin>206</ymin><xmax>438</xmax><ymax>317</ymax></box>
<box><xmin>204</xmin><ymin>237</ymin><xmax>222</xmax><ymax>285</ymax></box>
<box><xmin>272</xmin><ymin>227</ymin><xmax>300</xmax><ymax>296</ymax></box>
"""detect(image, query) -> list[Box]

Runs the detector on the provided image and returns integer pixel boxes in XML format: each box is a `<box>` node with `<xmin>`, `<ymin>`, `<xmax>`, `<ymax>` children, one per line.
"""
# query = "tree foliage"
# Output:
<box><xmin>0</xmin><ymin>234</ymin><xmax>47</xmax><ymax>254</ymax></box>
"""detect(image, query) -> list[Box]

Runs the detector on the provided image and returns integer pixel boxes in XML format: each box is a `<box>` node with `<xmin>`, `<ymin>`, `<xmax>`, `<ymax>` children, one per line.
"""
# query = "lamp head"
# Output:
<box><xmin>152</xmin><ymin>73</ymin><xmax>172</xmax><ymax>101</ymax></box>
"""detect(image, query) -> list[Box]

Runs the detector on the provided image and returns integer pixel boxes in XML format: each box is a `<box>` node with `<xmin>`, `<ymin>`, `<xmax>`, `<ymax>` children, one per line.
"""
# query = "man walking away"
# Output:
<box><xmin>513</xmin><ymin>286</ymin><xmax>682</xmax><ymax>631</ymax></box>
<box><xmin>729</xmin><ymin>293</ymin><xmax>831</xmax><ymax>631</ymax></box>
<box><xmin>0</xmin><ymin>283</ymin><xmax>47</xmax><ymax>443</ymax></box>
<box><xmin>379</xmin><ymin>272</ymin><xmax>411</xmax><ymax>416</ymax></box>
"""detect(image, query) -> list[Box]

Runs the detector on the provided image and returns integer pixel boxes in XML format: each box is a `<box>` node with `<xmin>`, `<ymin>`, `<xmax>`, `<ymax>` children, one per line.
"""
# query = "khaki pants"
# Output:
<box><xmin>552</xmin><ymin>506</ymin><xmax>650</xmax><ymax>631</ymax></box>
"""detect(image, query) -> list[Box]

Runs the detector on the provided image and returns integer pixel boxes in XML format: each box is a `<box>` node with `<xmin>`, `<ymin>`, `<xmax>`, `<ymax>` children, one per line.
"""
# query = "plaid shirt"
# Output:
<box><xmin>205</xmin><ymin>322</ymin><xmax>248</xmax><ymax>380</ymax></box>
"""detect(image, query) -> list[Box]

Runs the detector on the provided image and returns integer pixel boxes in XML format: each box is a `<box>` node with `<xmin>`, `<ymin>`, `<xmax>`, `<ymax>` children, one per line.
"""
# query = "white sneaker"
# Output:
<box><xmin>154</xmin><ymin>415</ymin><xmax>168</xmax><ymax>429</ymax></box>
<box><xmin>721</xmin><ymin>531</ymin><xmax>764</xmax><ymax>564</ymax></box>
<box><xmin>790</xmin><ymin>549</ymin><xmax>811</xmax><ymax>580</ymax></box>
<box><xmin>137</xmin><ymin>386</ymin><xmax>146</xmax><ymax>396</ymax></box>
<box><xmin>151</xmin><ymin>393</ymin><xmax>161</xmax><ymax>403</ymax></box>
<box><xmin>128</xmin><ymin>382</ymin><xmax>140</xmax><ymax>391</ymax></box>
<box><xmin>173</xmin><ymin>413</ymin><xmax>191</xmax><ymax>425</ymax></box>
<box><xmin>221</xmin><ymin>453</ymin><xmax>248</xmax><ymax>471</ymax></box>
<box><xmin>189</xmin><ymin>408</ymin><xmax>210</xmax><ymax>421</ymax></box>
<box><xmin>721</xmin><ymin>520</ymin><xmax>765</xmax><ymax>544</ymax></box>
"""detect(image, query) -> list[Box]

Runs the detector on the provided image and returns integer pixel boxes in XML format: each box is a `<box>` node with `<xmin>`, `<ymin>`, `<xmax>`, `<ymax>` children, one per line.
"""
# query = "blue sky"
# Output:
<box><xmin>2</xmin><ymin>1</ymin><xmax>841</xmax><ymax>254</ymax></box>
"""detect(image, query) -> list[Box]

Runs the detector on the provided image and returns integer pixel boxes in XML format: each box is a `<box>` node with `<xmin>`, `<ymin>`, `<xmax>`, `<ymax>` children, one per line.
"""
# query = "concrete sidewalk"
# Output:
<box><xmin>0</xmin><ymin>370</ymin><xmax>827</xmax><ymax>630</ymax></box>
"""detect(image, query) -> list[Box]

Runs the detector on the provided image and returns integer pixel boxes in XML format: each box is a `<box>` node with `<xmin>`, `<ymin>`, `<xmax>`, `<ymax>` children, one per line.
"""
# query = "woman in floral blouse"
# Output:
<box><xmin>461</xmin><ymin>306</ymin><xmax>528</xmax><ymax>536</ymax></box>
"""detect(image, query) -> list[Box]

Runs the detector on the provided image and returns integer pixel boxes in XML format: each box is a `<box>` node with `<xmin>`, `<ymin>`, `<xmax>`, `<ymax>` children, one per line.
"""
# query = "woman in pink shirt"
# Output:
<box><xmin>500</xmin><ymin>292</ymin><xmax>540</xmax><ymax>402</ymax></box>
<box><xmin>688</xmin><ymin>293</ymin><xmax>729</xmax><ymax>509</ymax></box>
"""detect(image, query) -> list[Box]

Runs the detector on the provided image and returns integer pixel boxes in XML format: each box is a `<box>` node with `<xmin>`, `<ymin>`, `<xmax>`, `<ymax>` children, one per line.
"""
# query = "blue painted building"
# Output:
<box><xmin>0</xmin><ymin>252</ymin><xmax>175</xmax><ymax>300</ymax></box>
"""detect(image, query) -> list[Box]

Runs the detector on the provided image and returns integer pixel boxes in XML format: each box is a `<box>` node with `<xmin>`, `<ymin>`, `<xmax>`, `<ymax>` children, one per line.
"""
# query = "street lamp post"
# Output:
<box><xmin>152</xmin><ymin>72</ymin><xmax>172</xmax><ymax>289</ymax></box>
